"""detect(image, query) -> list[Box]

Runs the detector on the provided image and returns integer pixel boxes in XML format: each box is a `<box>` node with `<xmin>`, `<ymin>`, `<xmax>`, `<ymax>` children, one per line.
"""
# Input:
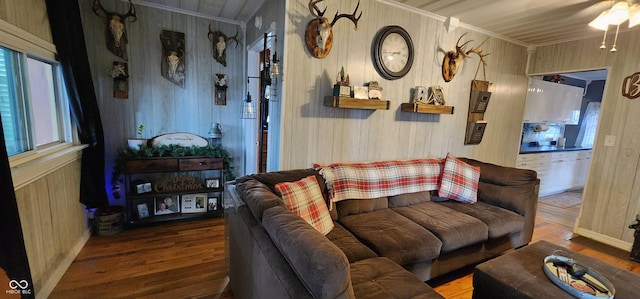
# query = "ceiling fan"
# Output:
<box><xmin>580</xmin><ymin>0</ymin><xmax>640</xmax><ymax>51</ymax></box>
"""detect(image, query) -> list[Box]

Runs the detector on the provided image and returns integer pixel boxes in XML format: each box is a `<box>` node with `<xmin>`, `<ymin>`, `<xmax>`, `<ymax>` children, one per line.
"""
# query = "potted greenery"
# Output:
<box><xmin>127</xmin><ymin>124</ymin><xmax>147</xmax><ymax>149</ymax></box>
<box><xmin>111</xmin><ymin>143</ymin><xmax>235</xmax><ymax>194</ymax></box>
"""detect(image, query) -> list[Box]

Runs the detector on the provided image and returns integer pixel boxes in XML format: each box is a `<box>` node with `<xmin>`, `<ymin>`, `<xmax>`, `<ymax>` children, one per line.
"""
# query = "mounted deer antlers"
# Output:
<box><xmin>92</xmin><ymin>0</ymin><xmax>137</xmax><ymax>60</ymax></box>
<box><xmin>442</xmin><ymin>33</ymin><xmax>490</xmax><ymax>82</ymax></box>
<box><xmin>305</xmin><ymin>0</ymin><xmax>362</xmax><ymax>59</ymax></box>
<box><xmin>208</xmin><ymin>24</ymin><xmax>240</xmax><ymax>67</ymax></box>
<box><xmin>160</xmin><ymin>30</ymin><xmax>186</xmax><ymax>88</ymax></box>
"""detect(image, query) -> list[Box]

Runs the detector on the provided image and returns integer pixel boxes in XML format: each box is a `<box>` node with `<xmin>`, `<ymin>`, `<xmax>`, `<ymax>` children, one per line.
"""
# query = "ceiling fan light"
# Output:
<box><xmin>608</xmin><ymin>1</ymin><xmax>630</xmax><ymax>25</ymax></box>
<box><xmin>589</xmin><ymin>10</ymin><xmax>611</xmax><ymax>30</ymax></box>
<box><xmin>629</xmin><ymin>5</ymin><xmax>640</xmax><ymax>28</ymax></box>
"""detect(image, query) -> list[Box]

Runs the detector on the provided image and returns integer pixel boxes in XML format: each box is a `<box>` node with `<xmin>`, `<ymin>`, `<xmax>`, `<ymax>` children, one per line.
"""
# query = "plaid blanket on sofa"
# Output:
<box><xmin>315</xmin><ymin>159</ymin><xmax>444</xmax><ymax>204</ymax></box>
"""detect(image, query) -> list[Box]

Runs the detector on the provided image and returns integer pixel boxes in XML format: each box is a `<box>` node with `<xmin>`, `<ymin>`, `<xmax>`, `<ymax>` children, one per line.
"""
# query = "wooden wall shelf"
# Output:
<box><xmin>324</xmin><ymin>96</ymin><xmax>390</xmax><ymax>110</ymax></box>
<box><xmin>400</xmin><ymin>103</ymin><xmax>454</xmax><ymax>114</ymax></box>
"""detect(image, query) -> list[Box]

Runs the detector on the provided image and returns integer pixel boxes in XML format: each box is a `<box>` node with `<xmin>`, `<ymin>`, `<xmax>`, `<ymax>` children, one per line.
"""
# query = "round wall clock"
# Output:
<box><xmin>371</xmin><ymin>25</ymin><xmax>414</xmax><ymax>80</ymax></box>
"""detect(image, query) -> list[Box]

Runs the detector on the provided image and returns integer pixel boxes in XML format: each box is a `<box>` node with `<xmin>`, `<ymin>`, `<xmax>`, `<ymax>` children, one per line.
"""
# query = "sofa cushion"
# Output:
<box><xmin>263</xmin><ymin>205</ymin><xmax>354</xmax><ymax>299</ymax></box>
<box><xmin>437</xmin><ymin>201</ymin><xmax>525</xmax><ymax>239</ymax></box>
<box><xmin>326</xmin><ymin>223</ymin><xmax>378</xmax><ymax>263</ymax></box>
<box><xmin>388</xmin><ymin>191</ymin><xmax>431</xmax><ymax>208</ymax></box>
<box><xmin>392</xmin><ymin>202</ymin><xmax>489</xmax><ymax>253</ymax></box>
<box><xmin>236</xmin><ymin>179</ymin><xmax>283</xmax><ymax>222</ymax></box>
<box><xmin>274</xmin><ymin>175</ymin><xmax>334</xmax><ymax>235</ymax></box>
<box><xmin>439</xmin><ymin>153</ymin><xmax>480</xmax><ymax>203</ymax></box>
<box><xmin>339</xmin><ymin>209</ymin><xmax>442</xmax><ymax>265</ymax></box>
<box><xmin>236</xmin><ymin>168</ymin><xmax>331</xmax><ymax>207</ymax></box>
<box><xmin>337</xmin><ymin>197</ymin><xmax>389</xmax><ymax>217</ymax></box>
<box><xmin>350</xmin><ymin>257</ymin><xmax>444</xmax><ymax>299</ymax></box>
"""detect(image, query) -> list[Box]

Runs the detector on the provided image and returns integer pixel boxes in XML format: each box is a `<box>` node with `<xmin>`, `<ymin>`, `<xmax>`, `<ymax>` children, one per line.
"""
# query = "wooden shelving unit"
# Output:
<box><xmin>400</xmin><ymin>103</ymin><xmax>454</xmax><ymax>114</ymax></box>
<box><xmin>324</xmin><ymin>96</ymin><xmax>390</xmax><ymax>110</ymax></box>
<box><xmin>124</xmin><ymin>157</ymin><xmax>224</xmax><ymax>227</ymax></box>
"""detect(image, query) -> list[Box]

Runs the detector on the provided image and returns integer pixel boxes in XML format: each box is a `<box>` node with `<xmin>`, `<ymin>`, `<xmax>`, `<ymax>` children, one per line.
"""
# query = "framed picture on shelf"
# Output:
<box><xmin>155</xmin><ymin>195</ymin><xmax>179</xmax><ymax>215</ymax></box>
<box><xmin>205</xmin><ymin>178</ymin><xmax>220</xmax><ymax>189</ymax></box>
<box><xmin>208</xmin><ymin>197</ymin><xmax>218</xmax><ymax>211</ymax></box>
<box><xmin>137</xmin><ymin>203</ymin><xmax>150</xmax><ymax>218</ymax></box>
<box><xmin>135</xmin><ymin>181</ymin><xmax>152</xmax><ymax>194</ymax></box>
<box><xmin>181</xmin><ymin>193</ymin><xmax>207</xmax><ymax>213</ymax></box>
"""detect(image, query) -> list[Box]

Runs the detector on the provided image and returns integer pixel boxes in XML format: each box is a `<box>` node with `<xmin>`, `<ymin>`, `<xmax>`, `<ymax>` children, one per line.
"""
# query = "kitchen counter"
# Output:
<box><xmin>519</xmin><ymin>145</ymin><xmax>592</xmax><ymax>154</ymax></box>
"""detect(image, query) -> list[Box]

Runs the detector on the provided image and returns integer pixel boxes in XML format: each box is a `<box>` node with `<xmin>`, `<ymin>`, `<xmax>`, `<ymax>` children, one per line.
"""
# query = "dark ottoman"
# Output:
<box><xmin>473</xmin><ymin>240</ymin><xmax>640</xmax><ymax>298</ymax></box>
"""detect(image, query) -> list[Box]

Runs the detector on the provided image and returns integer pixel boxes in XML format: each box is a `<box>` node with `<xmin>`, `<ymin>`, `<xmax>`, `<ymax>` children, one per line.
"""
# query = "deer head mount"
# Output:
<box><xmin>208</xmin><ymin>25</ymin><xmax>240</xmax><ymax>67</ymax></box>
<box><xmin>92</xmin><ymin>0</ymin><xmax>137</xmax><ymax>60</ymax></box>
<box><xmin>305</xmin><ymin>0</ymin><xmax>362</xmax><ymax>59</ymax></box>
<box><xmin>159</xmin><ymin>30</ymin><xmax>186</xmax><ymax>88</ymax></box>
<box><xmin>442</xmin><ymin>33</ymin><xmax>490</xmax><ymax>82</ymax></box>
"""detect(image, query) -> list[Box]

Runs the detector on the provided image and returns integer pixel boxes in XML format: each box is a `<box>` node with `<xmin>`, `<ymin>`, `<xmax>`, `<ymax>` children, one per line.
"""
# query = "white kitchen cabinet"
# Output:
<box><xmin>522</xmin><ymin>79</ymin><xmax>583</xmax><ymax>124</ymax></box>
<box><xmin>516</xmin><ymin>150</ymin><xmax>591</xmax><ymax>197</ymax></box>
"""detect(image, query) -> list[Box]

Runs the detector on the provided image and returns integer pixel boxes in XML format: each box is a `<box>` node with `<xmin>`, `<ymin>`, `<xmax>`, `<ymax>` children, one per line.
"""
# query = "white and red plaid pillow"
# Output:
<box><xmin>438</xmin><ymin>153</ymin><xmax>480</xmax><ymax>203</ymax></box>
<box><xmin>316</xmin><ymin>158</ymin><xmax>443</xmax><ymax>204</ymax></box>
<box><xmin>274</xmin><ymin>175</ymin><xmax>334</xmax><ymax>235</ymax></box>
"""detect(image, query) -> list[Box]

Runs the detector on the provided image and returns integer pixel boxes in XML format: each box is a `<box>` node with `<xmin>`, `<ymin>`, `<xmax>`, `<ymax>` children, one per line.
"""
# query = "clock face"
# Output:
<box><xmin>372</xmin><ymin>26</ymin><xmax>414</xmax><ymax>80</ymax></box>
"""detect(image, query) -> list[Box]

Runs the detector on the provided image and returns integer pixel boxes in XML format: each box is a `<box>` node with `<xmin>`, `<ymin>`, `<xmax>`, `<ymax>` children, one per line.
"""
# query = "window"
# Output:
<box><xmin>0</xmin><ymin>45</ymin><xmax>70</xmax><ymax>157</ymax></box>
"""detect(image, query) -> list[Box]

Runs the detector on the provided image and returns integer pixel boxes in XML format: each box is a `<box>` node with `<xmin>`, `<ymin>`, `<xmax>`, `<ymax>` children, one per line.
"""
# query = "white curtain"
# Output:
<box><xmin>575</xmin><ymin>102</ymin><xmax>600</xmax><ymax>148</ymax></box>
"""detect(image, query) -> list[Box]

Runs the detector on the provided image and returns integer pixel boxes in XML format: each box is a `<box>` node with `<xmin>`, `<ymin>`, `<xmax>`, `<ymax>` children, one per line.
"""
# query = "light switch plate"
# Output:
<box><xmin>604</xmin><ymin>135</ymin><xmax>616</xmax><ymax>147</ymax></box>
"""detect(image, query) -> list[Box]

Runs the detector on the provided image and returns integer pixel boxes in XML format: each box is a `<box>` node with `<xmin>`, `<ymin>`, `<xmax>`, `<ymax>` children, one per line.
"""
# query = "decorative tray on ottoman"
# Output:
<box><xmin>543</xmin><ymin>254</ymin><xmax>615</xmax><ymax>298</ymax></box>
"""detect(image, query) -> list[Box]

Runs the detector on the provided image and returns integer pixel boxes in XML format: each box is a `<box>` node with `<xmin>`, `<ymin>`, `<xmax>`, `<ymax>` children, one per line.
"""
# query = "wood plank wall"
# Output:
<box><xmin>15</xmin><ymin>159</ymin><xmax>88</xmax><ymax>298</ymax></box>
<box><xmin>0</xmin><ymin>0</ymin><xmax>52</xmax><ymax>43</ymax></box>
<box><xmin>77</xmin><ymin>1</ymin><xmax>244</xmax><ymax>199</ymax></box>
<box><xmin>1</xmin><ymin>1</ymin><xmax>90</xmax><ymax>298</ymax></box>
<box><xmin>280</xmin><ymin>0</ymin><xmax>529</xmax><ymax>169</ymax></box>
<box><xmin>530</xmin><ymin>30</ymin><xmax>640</xmax><ymax>249</ymax></box>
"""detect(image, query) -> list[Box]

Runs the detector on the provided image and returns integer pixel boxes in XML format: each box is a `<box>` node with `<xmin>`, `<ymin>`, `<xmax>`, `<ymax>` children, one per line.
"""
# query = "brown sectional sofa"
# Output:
<box><xmin>226</xmin><ymin>158</ymin><xmax>539</xmax><ymax>298</ymax></box>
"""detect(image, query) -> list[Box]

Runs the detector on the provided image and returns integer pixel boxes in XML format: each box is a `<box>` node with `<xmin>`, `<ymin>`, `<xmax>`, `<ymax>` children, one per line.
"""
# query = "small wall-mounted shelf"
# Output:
<box><xmin>400</xmin><ymin>103</ymin><xmax>454</xmax><ymax>114</ymax></box>
<box><xmin>324</xmin><ymin>96</ymin><xmax>390</xmax><ymax>110</ymax></box>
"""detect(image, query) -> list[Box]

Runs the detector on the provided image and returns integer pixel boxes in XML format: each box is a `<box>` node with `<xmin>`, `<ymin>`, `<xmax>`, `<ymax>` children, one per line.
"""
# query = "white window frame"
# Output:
<box><xmin>0</xmin><ymin>19</ymin><xmax>85</xmax><ymax>189</ymax></box>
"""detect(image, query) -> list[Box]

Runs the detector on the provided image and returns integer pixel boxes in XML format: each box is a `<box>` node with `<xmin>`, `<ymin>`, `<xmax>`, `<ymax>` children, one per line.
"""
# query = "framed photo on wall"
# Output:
<box><xmin>182</xmin><ymin>193</ymin><xmax>207</xmax><ymax>213</ymax></box>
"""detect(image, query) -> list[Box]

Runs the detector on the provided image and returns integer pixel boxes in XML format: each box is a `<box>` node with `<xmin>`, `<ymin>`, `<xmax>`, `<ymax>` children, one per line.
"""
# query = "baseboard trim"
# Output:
<box><xmin>574</xmin><ymin>227</ymin><xmax>632</xmax><ymax>252</ymax></box>
<box><xmin>36</xmin><ymin>228</ymin><xmax>91</xmax><ymax>299</ymax></box>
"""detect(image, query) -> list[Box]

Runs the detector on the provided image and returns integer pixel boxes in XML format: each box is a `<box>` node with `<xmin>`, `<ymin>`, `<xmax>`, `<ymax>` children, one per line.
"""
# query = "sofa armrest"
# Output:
<box><xmin>461</xmin><ymin>158</ymin><xmax>539</xmax><ymax>246</ymax></box>
<box><xmin>263</xmin><ymin>205</ymin><xmax>354</xmax><ymax>299</ymax></box>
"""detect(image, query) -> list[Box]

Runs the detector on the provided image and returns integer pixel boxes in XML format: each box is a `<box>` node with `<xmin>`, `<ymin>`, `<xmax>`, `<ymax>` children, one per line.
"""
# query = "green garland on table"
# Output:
<box><xmin>111</xmin><ymin>144</ymin><xmax>235</xmax><ymax>188</ymax></box>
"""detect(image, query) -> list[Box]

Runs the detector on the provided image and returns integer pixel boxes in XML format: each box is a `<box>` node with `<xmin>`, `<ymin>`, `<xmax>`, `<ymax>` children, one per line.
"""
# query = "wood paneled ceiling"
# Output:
<box><xmin>138</xmin><ymin>0</ymin><xmax>639</xmax><ymax>47</ymax></box>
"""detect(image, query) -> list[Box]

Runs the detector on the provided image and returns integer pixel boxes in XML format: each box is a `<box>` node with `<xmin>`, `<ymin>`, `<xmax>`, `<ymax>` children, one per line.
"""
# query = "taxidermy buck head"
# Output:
<box><xmin>92</xmin><ymin>0</ymin><xmax>137</xmax><ymax>60</ymax></box>
<box><xmin>442</xmin><ymin>33</ymin><xmax>489</xmax><ymax>82</ymax></box>
<box><xmin>208</xmin><ymin>24</ymin><xmax>240</xmax><ymax>67</ymax></box>
<box><xmin>305</xmin><ymin>0</ymin><xmax>362</xmax><ymax>59</ymax></box>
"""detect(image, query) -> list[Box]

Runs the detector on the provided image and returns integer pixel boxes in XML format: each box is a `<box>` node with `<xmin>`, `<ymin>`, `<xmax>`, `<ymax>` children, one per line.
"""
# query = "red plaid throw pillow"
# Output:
<box><xmin>438</xmin><ymin>153</ymin><xmax>480</xmax><ymax>203</ymax></box>
<box><xmin>274</xmin><ymin>175</ymin><xmax>334</xmax><ymax>235</ymax></box>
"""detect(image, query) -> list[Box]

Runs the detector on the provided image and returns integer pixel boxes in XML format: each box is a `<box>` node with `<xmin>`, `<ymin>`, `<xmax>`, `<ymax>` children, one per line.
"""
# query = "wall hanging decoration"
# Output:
<box><xmin>371</xmin><ymin>25</ymin><xmax>414</xmax><ymax>80</ymax></box>
<box><xmin>442</xmin><ymin>33</ymin><xmax>489</xmax><ymax>82</ymax></box>
<box><xmin>109</xmin><ymin>61</ymin><xmax>129</xmax><ymax>98</ymax></box>
<box><xmin>622</xmin><ymin>72</ymin><xmax>640</xmax><ymax>99</ymax></box>
<box><xmin>465</xmin><ymin>80</ymin><xmax>492</xmax><ymax>145</ymax></box>
<box><xmin>160</xmin><ymin>30</ymin><xmax>186</xmax><ymax>88</ymax></box>
<box><xmin>208</xmin><ymin>25</ymin><xmax>240</xmax><ymax>67</ymax></box>
<box><xmin>214</xmin><ymin>74</ymin><xmax>228</xmax><ymax>105</ymax></box>
<box><xmin>305</xmin><ymin>0</ymin><xmax>362</xmax><ymax>58</ymax></box>
<box><xmin>92</xmin><ymin>0</ymin><xmax>137</xmax><ymax>60</ymax></box>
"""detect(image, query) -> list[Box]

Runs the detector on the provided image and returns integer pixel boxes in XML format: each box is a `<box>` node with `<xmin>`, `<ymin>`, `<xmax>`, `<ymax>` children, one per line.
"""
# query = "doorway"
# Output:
<box><xmin>522</xmin><ymin>68</ymin><xmax>608</xmax><ymax>228</ymax></box>
<box><xmin>245</xmin><ymin>33</ymin><xmax>276</xmax><ymax>175</ymax></box>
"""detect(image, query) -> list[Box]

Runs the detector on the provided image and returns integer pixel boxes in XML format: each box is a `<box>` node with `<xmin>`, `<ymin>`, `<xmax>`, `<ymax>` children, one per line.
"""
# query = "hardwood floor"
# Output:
<box><xmin>536</xmin><ymin>189</ymin><xmax>582</xmax><ymax>229</ymax></box>
<box><xmin>51</xmin><ymin>209</ymin><xmax>640</xmax><ymax>299</ymax></box>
